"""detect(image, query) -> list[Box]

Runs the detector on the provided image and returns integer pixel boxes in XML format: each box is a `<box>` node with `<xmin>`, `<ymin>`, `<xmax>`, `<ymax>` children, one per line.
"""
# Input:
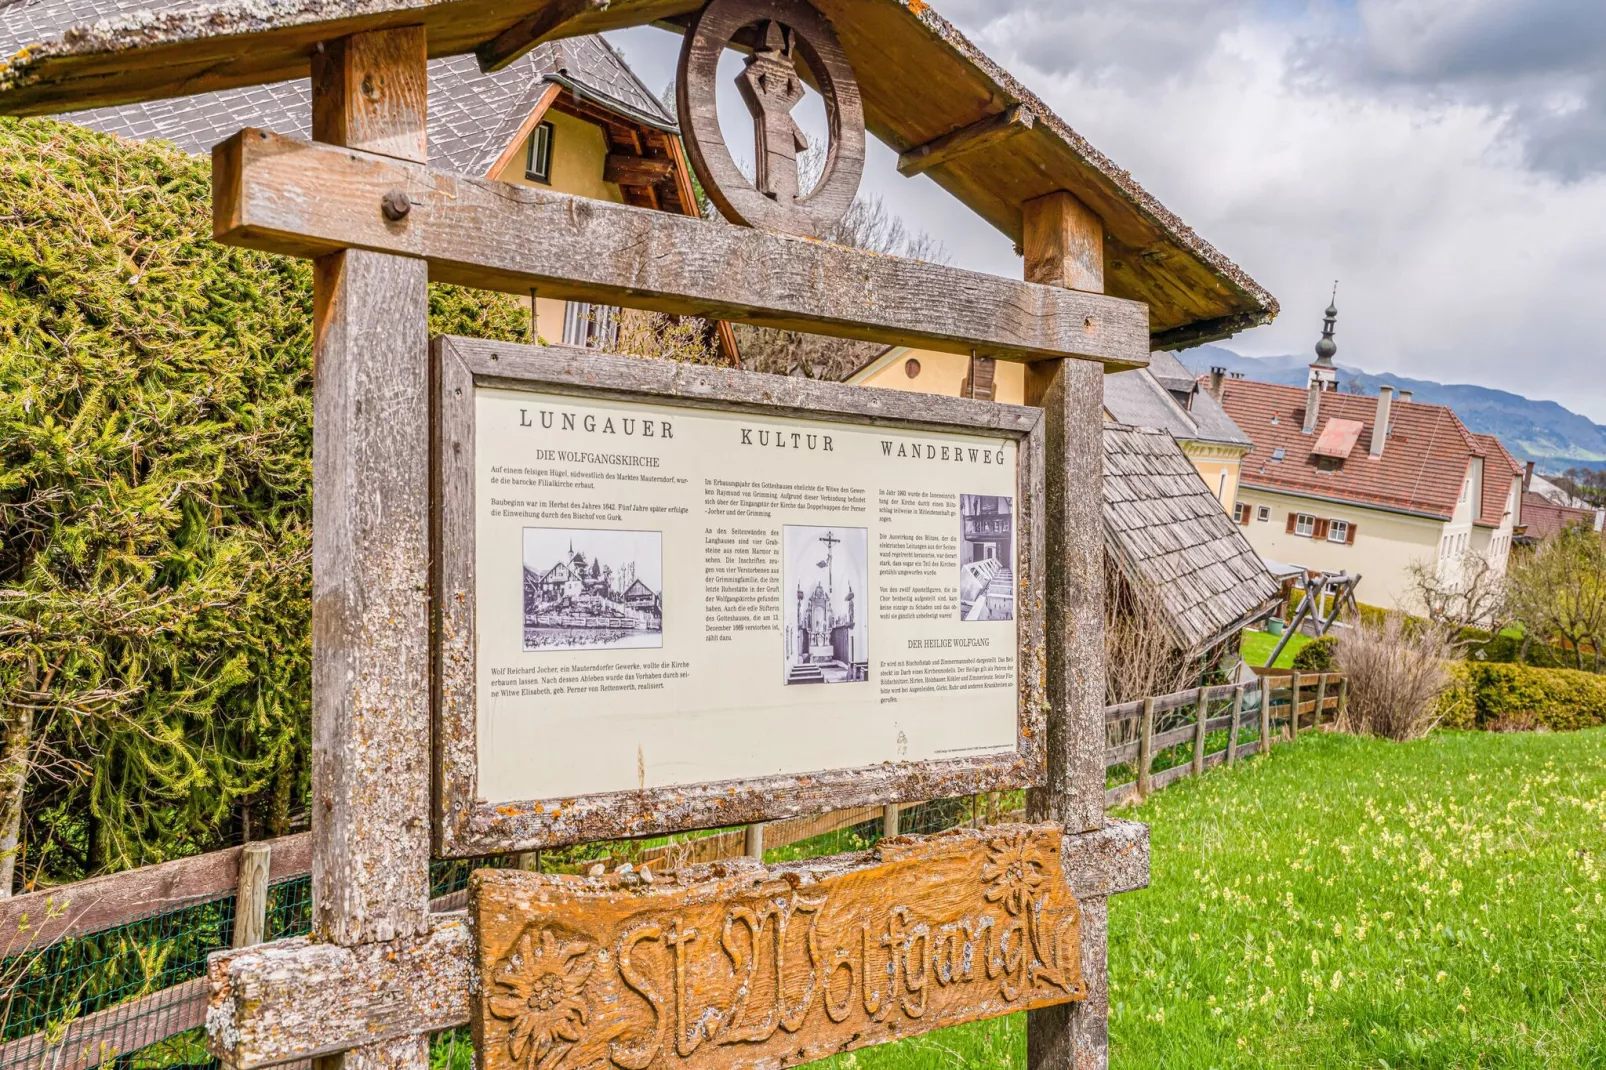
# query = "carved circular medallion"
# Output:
<box><xmin>677</xmin><ymin>0</ymin><xmax>866</xmax><ymax>239</ymax></box>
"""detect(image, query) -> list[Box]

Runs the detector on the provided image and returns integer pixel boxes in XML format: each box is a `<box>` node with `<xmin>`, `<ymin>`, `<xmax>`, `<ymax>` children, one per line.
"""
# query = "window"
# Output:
<box><xmin>1218</xmin><ymin>472</ymin><xmax>1229</xmax><ymax>499</ymax></box>
<box><xmin>1256</xmin><ymin>505</ymin><xmax>1272</xmax><ymax>523</ymax></box>
<box><xmin>1460</xmin><ymin>477</ymin><xmax>1471</xmax><ymax>505</ymax></box>
<box><xmin>904</xmin><ymin>358</ymin><xmax>922</xmax><ymax>379</ymax></box>
<box><xmin>563</xmin><ymin>301</ymin><xmax>619</xmax><ymax>350</ymax></box>
<box><xmin>1271</xmin><ymin>447</ymin><xmax>1288</xmax><ymax>462</ymax></box>
<box><xmin>1327</xmin><ymin>520</ymin><xmax>1351</xmax><ymax>544</ymax></box>
<box><xmin>1295</xmin><ymin>514</ymin><xmax>1316</xmax><ymax>537</ymax></box>
<box><xmin>1235</xmin><ymin>502</ymin><xmax>1252</xmax><ymax>525</ymax></box>
<box><xmin>525</xmin><ymin>121</ymin><xmax>554</xmax><ymax>183</ymax></box>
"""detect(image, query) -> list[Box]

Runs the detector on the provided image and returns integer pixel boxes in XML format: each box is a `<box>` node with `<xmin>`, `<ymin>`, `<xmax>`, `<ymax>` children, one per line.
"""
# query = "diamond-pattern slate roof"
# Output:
<box><xmin>1217</xmin><ymin>379</ymin><xmax>1520</xmax><ymax>526</ymax></box>
<box><xmin>1103</xmin><ymin>424</ymin><xmax>1279</xmax><ymax>653</ymax></box>
<box><xmin>0</xmin><ymin>0</ymin><xmax>672</xmax><ymax>167</ymax></box>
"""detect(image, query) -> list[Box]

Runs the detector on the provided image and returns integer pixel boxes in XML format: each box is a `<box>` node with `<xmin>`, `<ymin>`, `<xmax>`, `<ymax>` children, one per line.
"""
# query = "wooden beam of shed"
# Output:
<box><xmin>602</xmin><ymin>152</ymin><xmax>674</xmax><ymax>186</ymax></box>
<box><xmin>205</xmin><ymin>822</ymin><xmax>1149</xmax><ymax>1070</ymax></box>
<box><xmin>213</xmin><ymin>130</ymin><xmax>1151</xmax><ymax>368</ymax></box>
<box><xmin>898</xmin><ymin>104</ymin><xmax>1036</xmax><ymax>178</ymax></box>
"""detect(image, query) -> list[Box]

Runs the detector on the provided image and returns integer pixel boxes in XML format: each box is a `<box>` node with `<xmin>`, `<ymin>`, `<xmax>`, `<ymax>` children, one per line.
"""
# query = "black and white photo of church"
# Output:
<box><xmin>522</xmin><ymin>528</ymin><xmax>664</xmax><ymax>651</ymax></box>
<box><xmin>782</xmin><ymin>526</ymin><xmax>870</xmax><ymax>685</ymax></box>
<box><xmin>959</xmin><ymin>495</ymin><xmax>1015</xmax><ymax>622</ymax></box>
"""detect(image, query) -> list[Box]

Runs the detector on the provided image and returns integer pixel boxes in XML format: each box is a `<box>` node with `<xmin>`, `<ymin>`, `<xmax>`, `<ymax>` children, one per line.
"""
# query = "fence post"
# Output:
<box><xmin>1290</xmin><ymin>672</ymin><xmax>1302</xmax><ymax>740</ymax></box>
<box><xmin>744</xmin><ymin>823</ymin><xmax>765</xmax><ymax>860</ymax></box>
<box><xmin>232</xmin><ymin>842</ymin><xmax>272</xmax><ymax>948</ymax></box>
<box><xmin>1227</xmin><ymin>685</ymin><xmax>1244</xmax><ymax>767</ymax></box>
<box><xmin>1191</xmin><ymin>687</ymin><xmax>1208</xmax><ymax>778</ymax></box>
<box><xmin>1259</xmin><ymin>680</ymin><xmax>1272</xmax><ymax>757</ymax></box>
<box><xmin>1137</xmin><ymin>696</ymin><xmax>1156</xmax><ymax>798</ymax></box>
<box><xmin>882</xmin><ymin>803</ymin><xmax>900</xmax><ymax>839</ymax></box>
<box><xmin>1313</xmin><ymin>673</ymin><xmax>1330</xmax><ymax>729</ymax></box>
<box><xmin>1338</xmin><ymin>675</ymin><xmax>1349</xmax><ymax>724</ymax></box>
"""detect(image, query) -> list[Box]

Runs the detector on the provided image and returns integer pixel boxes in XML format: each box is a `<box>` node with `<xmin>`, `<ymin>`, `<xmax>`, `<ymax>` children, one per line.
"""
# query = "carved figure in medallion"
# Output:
<box><xmin>677</xmin><ymin>0</ymin><xmax>867</xmax><ymax>238</ymax></box>
<box><xmin>487</xmin><ymin>926</ymin><xmax>596</xmax><ymax>1069</ymax></box>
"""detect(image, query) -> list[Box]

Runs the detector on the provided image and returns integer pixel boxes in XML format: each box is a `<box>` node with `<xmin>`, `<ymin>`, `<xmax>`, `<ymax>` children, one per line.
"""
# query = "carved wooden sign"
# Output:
<box><xmin>469</xmin><ymin>825</ymin><xmax>1086</xmax><ymax>1070</ymax></box>
<box><xmin>677</xmin><ymin>0</ymin><xmax>866</xmax><ymax>239</ymax></box>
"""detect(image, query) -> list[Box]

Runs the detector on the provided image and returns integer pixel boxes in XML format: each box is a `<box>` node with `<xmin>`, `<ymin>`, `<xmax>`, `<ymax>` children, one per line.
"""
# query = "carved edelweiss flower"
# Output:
<box><xmin>488</xmin><ymin>928</ymin><xmax>596</xmax><ymax>1070</ymax></box>
<box><xmin>982</xmin><ymin>828</ymin><xmax>1049</xmax><ymax>916</ymax></box>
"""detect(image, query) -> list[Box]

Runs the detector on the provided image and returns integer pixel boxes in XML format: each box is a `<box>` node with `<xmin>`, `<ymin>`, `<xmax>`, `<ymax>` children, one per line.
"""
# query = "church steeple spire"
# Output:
<box><xmin>1309</xmin><ymin>282</ymin><xmax>1340</xmax><ymax>392</ymax></box>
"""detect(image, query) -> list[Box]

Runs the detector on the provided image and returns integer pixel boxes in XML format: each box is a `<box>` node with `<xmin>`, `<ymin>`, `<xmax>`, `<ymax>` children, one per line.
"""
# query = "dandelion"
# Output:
<box><xmin>1436</xmin><ymin>971</ymin><xmax>1447</xmax><ymax>984</ymax></box>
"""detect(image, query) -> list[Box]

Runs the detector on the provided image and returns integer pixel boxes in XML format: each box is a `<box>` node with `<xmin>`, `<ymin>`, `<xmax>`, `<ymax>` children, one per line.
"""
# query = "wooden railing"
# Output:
<box><xmin>1</xmin><ymin>672</ymin><xmax>1344</xmax><ymax>1070</ymax></box>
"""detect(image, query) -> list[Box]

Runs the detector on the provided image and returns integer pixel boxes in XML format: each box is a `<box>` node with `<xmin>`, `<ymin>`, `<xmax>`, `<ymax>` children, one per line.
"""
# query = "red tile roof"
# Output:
<box><xmin>1215</xmin><ymin>379</ymin><xmax>1511</xmax><ymax>523</ymax></box>
<box><xmin>1470</xmin><ymin>434</ymin><xmax>1524</xmax><ymax>529</ymax></box>
<box><xmin>1521</xmin><ymin>492</ymin><xmax>1599</xmax><ymax>541</ymax></box>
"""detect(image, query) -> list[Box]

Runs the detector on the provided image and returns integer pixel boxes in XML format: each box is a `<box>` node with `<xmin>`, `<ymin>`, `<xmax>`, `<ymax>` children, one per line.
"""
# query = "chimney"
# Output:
<box><xmin>1208</xmin><ymin>367</ymin><xmax>1226</xmax><ymax>401</ymax></box>
<box><xmin>1524</xmin><ymin>461</ymin><xmax>1535</xmax><ymax>492</ymax></box>
<box><xmin>1370</xmin><ymin>386</ymin><xmax>1394</xmax><ymax>457</ymax></box>
<box><xmin>1398</xmin><ymin>389</ymin><xmax>1414</xmax><ymax>405</ymax></box>
<box><xmin>1304</xmin><ymin>380</ymin><xmax>1322</xmax><ymax>435</ymax></box>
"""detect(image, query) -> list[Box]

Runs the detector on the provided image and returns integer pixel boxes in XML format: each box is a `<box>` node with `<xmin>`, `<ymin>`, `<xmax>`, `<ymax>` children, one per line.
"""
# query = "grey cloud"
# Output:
<box><xmin>932</xmin><ymin>0</ymin><xmax>1257</xmax><ymax>85</ymax></box>
<box><xmin>1295</xmin><ymin>0</ymin><xmax>1606</xmax><ymax>179</ymax></box>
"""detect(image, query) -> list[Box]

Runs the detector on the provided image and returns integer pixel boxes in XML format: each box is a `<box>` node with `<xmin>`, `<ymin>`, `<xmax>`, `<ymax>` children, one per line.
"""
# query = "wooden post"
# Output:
<box><xmin>1259</xmin><ymin>680</ymin><xmax>1272</xmax><ymax>758</ymax></box>
<box><xmin>882</xmin><ymin>803</ymin><xmax>900</xmax><ymax>839</ymax></box>
<box><xmin>1191</xmin><ymin>686</ymin><xmax>1208</xmax><ymax>778</ymax></box>
<box><xmin>1226</xmin><ymin>685</ymin><xmax>1245</xmax><ymax>766</ymax></box>
<box><xmin>231</xmin><ymin>843</ymin><xmax>272</xmax><ymax>949</ymax></box>
<box><xmin>308</xmin><ymin>26</ymin><xmax>432</xmax><ymax>1070</ymax></box>
<box><xmin>1289</xmin><ymin>672</ymin><xmax>1302</xmax><ymax>740</ymax></box>
<box><xmin>1136</xmin><ymin>696</ymin><xmax>1156</xmax><ymax>798</ymax></box>
<box><xmin>1313</xmin><ymin>673</ymin><xmax>1329</xmax><ymax>729</ymax></box>
<box><xmin>1337</xmin><ymin>675</ymin><xmax>1350</xmax><ymax>726</ymax></box>
<box><xmin>744</xmin><ymin>823</ymin><xmax>765</xmax><ymax>860</ymax></box>
<box><xmin>1022</xmin><ymin>190</ymin><xmax>1116</xmax><ymax>1070</ymax></box>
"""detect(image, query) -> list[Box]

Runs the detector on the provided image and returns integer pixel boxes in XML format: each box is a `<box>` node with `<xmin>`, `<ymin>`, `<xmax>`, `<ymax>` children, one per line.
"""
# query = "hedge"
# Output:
<box><xmin>0</xmin><ymin>117</ymin><xmax>530</xmax><ymax>887</ymax></box>
<box><xmin>1437</xmin><ymin>662</ymin><xmax>1606</xmax><ymax>733</ymax></box>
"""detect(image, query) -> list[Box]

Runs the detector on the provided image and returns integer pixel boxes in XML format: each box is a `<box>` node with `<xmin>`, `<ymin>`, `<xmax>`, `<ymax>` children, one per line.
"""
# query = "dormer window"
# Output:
<box><xmin>1271</xmin><ymin>447</ymin><xmax>1287</xmax><ymax>462</ymax></box>
<box><xmin>526</xmin><ymin>121</ymin><xmax>555</xmax><ymax>184</ymax></box>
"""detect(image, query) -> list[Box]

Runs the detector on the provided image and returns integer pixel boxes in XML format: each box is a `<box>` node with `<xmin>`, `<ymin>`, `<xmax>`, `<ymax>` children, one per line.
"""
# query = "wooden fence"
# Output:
<box><xmin>0</xmin><ymin>672</ymin><xmax>1343</xmax><ymax>1070</ymax></box>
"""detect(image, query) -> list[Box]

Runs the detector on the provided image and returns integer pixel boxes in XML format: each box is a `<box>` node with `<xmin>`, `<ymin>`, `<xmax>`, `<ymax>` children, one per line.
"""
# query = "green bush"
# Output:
<box><xmin>1437</xmin><ymin>662</ymin><xmax>1606</xmax><ymax>733</ymax></box>
<box><xmin>0</xmin><ymin>118</ymin><xmax>528</xmax><ymax>887</ymax></box>
<box><xmin>1291</xmin><ymin>634</ymin><xmax>1337</xmax><ymax>672</ymax></box>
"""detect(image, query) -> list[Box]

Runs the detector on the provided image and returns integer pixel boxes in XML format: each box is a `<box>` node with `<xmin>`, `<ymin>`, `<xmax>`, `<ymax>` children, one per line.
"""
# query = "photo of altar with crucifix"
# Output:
<box><xmin>782</xmin><ymin>525</ymin><xmax>870</xmax><ymax>685</ymax></box>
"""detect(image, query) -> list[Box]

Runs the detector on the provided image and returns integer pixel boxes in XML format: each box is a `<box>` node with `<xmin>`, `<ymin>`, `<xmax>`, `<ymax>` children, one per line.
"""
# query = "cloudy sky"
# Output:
<box><xmin>605</xmin><ymin>1</ymin><xmax>1606</xmax><ymax>422</ymax></box>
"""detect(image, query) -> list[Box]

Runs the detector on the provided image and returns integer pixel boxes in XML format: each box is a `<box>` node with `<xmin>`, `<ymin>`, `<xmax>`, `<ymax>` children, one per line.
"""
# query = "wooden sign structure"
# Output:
<box><xmin>0</xmin><ymin>0</ymin><xmax>1281</xmax><ymax>1067</ymax></box>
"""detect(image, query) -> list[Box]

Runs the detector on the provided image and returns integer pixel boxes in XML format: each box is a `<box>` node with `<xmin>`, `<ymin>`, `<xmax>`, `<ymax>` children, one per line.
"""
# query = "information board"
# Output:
<box><xmin>433</xmin><ymin>339</ymin><xmax>1046</xmax><ymax>855</ymax></box>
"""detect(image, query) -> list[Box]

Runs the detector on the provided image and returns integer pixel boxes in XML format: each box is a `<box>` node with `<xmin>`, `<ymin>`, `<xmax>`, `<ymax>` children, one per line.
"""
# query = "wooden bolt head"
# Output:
<box><xmin>677</xmin><ymin>0</ymin><xmax>866</xmax><ymax>239</ymax></box>
<box><xmin>381</xmin><ymin>188</ymin><xmax>412</xmax><ymax>222</ymax></box>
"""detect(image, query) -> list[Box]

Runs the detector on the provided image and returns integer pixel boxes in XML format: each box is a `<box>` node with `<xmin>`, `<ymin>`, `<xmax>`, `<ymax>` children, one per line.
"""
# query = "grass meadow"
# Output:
<box><xmin>827</xmin><ymin>728</ymin><xmax>1606</xmax><ymax>1069</ymax></box>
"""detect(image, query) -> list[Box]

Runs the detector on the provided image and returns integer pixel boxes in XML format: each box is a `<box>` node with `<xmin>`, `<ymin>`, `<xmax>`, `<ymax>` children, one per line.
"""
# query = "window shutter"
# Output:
<box><xmin>1314</xmin><ymin>519</ymin><xmax>1330</xmax><ymax>540</ymax></box>
<box><xmin>1238</xmin><ymin>505</ymin><xmax>1251</xmax><ymax>526</ymax></box>
<box><xmin>1346</xmin><ymin>523</ymin><xmax>1358</xmax><ymax>545</ymax></box>
<box><xmin>1286</xmin><ymin>513</ymin><xmax>1298</xmax><ymax>535</ymax></box>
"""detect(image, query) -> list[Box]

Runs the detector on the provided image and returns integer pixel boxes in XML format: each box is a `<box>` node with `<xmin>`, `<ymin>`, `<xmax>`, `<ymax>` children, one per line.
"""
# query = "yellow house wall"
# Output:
<box><xmin>490</xmin><ymin>109</ymin><xmax>624</xmax><ymax>345</ymax></box>
<box><xmin>1182</xmin><ymin>452</ymin><xmax>1243</xmax><ymax>512</ymax></box>
<box><xmin>854</xmin><ymin>349</ymin><xmax>1026</xmax><ymax>405</ymax></box>
<box><xmin>1234</xmin><ymin>487</ymin><xmax>1445</xmax><ymax>611</ymax></box>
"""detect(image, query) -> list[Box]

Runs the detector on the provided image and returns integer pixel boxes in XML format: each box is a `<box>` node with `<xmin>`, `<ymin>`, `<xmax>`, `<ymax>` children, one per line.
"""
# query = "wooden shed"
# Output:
<box><xmin>1103</xmin><ymin>424</ymin><xmax>1280</xmax><ymax>659</ymax></box>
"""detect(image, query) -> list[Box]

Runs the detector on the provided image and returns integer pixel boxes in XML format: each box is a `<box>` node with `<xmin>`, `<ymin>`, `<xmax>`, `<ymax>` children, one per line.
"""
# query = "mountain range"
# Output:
<box><xmin>1176</xmin><ymin>346</ymin><xmax>1606</xmax><ymax>474</ymax></box>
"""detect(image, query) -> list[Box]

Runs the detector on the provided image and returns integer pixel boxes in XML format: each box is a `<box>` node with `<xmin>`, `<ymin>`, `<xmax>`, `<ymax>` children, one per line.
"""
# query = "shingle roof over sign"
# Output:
<box><xmin>1103</xmin><ymin>425</ymin><xmax>1280</xmax><ymax>653</ymax></box>
<box><xmin>0</xmin><ymin>0</ymin><xmax>672</xmax><ymax>167</ymax></box>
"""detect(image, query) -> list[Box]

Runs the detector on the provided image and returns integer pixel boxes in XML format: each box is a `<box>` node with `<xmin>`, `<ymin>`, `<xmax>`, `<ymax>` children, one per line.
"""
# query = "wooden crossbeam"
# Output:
<box><xmin>212</xmin><ymin>130</ymin><xmax>1150</xmax><ymax>369</ymax></box>
<box><xmin>206</xmin><ymin>822</ymin><xmax>1148</xmax><ymax>1070</ymax></box>
<box><xmin>601</xmin><ymin>152</ymin><xmax>675</xmax><ymax>186</ymax></box>
<box><xmin>898</xmin><ymin>104</ymin><xmax>1037</xmax><ymax>177</ymax></box>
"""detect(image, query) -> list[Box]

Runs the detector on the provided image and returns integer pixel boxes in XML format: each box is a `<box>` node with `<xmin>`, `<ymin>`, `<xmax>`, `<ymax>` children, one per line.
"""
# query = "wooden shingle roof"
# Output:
<box><xmin>1103</xmin><ymin>425</ymin><xmax>1279</xmax><ymax>654</ymax></box>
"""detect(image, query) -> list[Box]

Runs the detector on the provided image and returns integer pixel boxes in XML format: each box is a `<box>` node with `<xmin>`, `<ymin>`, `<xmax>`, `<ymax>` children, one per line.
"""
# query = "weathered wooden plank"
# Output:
<box><xmin>213</xmin><ymin>131</ymin><xmax>1151</xmax><ymax>369</ymax></box>
<box><xmin>232</xmin><ymin>844</ymin><xmax>273</xmax><ymax>949</ymax></box>
<box><xmin>0</xmin><ymin>978</ymin><xmax>209</xmax><ymax>1070</ymax></box>
<box><xmin>1022</xmin><ymin>190</ymin><xmax>1116</xmax><ymax>1070</ymax></box>
<box><xmin>205</xmin><ymin>824</ymin><xmax>1147</xmax><ymax>1069</ymax></box>
<box><xmin>0</xmin><ymin>833</ymin><xmax>310</xmax><ymax>955</ymax></box>
<box><xmin>306</xmin><ymin>29</ymin><xmax>432</xmax><ymax>955</ymax></box>
<box><xmin>1226</xmin><ymin>686</ymin><xmax>1244</xmax><ymax>767</ymax></box>
<box><xmin>603</xmin><ymin>153</ymin><xmax>676</xmax><ymax>186</ymax></box>
<box><xmin>470</xmin><ymin>825</ymin><xmax>1088</xmax><ymax>1070</ymax></box>
<box><xmin>1191</xmin><ymin>688</ymin><xmax>1208</xmax><ymax>778</ymax></box>
<box><xmin>898</xmin><ymin>104</ymin><xmax>1036</xmax><ymax>177</ymax></box>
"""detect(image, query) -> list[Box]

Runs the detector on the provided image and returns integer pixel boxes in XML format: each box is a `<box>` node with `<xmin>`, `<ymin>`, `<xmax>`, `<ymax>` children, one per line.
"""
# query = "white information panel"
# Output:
<box><xmin>472</xmin><ymin>387</ymin><xmax>1021</xmax><ymax>804</ymax></box>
